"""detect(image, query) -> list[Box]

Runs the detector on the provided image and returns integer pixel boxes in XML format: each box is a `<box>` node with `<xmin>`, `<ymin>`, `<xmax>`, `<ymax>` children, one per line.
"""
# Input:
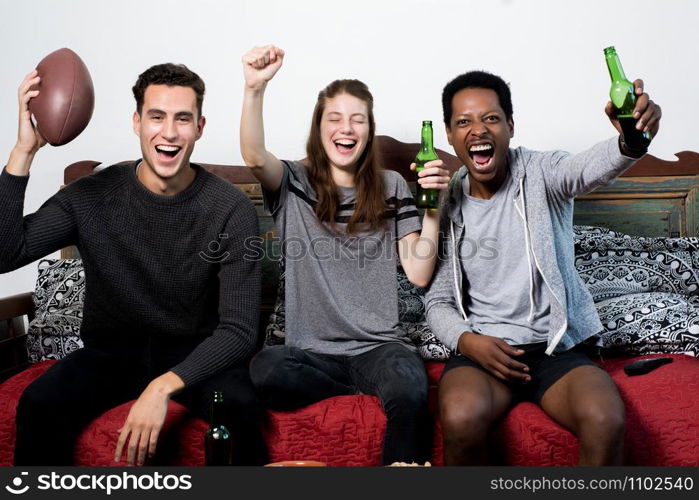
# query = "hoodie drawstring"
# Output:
<box><xmin>513</xmin><ymin>183</ymin><xmax>536</xmax><ymax>323</ymax></box>
<box><xmin>450</xmin><ymin>220</ymin><xmax>469</xmax><ymax>321</ymax></box>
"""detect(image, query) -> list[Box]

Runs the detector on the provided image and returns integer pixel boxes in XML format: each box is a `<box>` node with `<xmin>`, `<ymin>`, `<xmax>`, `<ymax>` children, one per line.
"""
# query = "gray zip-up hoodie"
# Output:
<box><xmin>425</xmin><ymin>137</ymin><xmax>639</xmax><ymax>355</ymax></box>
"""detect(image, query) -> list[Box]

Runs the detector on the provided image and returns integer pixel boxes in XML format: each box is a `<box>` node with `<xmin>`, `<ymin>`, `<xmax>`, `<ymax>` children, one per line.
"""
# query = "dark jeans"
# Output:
<box><xmin>249</xmin><ymin>343</ymin><xmax>431</xmax><ymax>465</ymax></box>
<box><xmin>15</xmin><ymin>343</ymin><xmax>268</xmax><ymax>466</ymax></box>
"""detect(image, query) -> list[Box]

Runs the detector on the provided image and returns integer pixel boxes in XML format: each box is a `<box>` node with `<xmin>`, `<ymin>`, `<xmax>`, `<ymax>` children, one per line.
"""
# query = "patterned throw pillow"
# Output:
<box><xmin>574</xmin><ymin>225</ymin><xmax>699</xmax><ymax>357</ymax></box>
<box><xmin>263</xmin><ymin>262</ymin><xmax>451</xmax><ymax>360</ymax></box>
<box><xmin>264</xmin><ymin>263</ymin><xmax>286</xmax><ymax>348</ymax></box>
<box><xmin>404</xmin><ymin>321</ymin><xmax>451</xmax><ymax>361</ymax></box>
<box><xmin>594</xmin><ymin>292</ymin><xmax>699</xmax><ymax>357</ymax></box>
<box><xmin>574</xmin><ymin>225</ymin><xmax>699</xmax><ymax>302</ymax></box>
<box><xmin>397</xmin><ymin>268</ymin><xmax>426</xmax><ymax>324</ymax></box>
<box><xmin>26</xmin><ymin>259</ymin><xmax>85</xmax><ymax>362</ymax></box>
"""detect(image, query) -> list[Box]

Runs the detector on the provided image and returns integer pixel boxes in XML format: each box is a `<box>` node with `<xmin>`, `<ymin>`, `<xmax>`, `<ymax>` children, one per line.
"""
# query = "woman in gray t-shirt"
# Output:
<box><xmin>239</xmin><ymin>45</ymin><xmax>450</xmax><ymax>464</ymax></box>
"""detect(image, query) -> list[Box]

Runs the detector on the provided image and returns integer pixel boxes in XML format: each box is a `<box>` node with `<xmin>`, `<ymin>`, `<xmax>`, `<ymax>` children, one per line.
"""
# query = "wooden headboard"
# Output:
<box><xmin>573</xmin><ymin>151</ymin><xmax>699</xmax><ymax>237</ymax></box>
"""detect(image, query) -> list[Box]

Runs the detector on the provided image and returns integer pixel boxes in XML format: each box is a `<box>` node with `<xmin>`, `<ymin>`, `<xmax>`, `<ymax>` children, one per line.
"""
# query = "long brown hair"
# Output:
<box><xmin>305</xmin><ymin>79</ymin><xmax>386</xmax><ymax>234</ymax></box>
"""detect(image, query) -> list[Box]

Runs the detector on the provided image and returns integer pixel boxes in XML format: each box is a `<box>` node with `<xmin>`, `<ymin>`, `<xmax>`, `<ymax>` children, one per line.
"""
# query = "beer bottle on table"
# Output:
<box><xmin>604</xmin><ymin>46</ymin><xmax>651</xmax><ymax>151</ymax></box>
<box><xmin>205</xmin><ymin>391</ymin><xmax>232</xmax><ymax>466</ymax></box>
<box><xmin>414</xmin><ymin>120</ymin><xmax>440</xmax><ymax>209</ymax></box>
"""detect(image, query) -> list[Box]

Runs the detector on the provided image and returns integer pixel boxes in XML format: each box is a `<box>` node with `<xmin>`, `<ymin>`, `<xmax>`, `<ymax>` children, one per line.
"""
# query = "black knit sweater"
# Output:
<box><xmin>0</xmin><ymin>162</ymin><xmax>261</xmax><ymax>386</ymax></box>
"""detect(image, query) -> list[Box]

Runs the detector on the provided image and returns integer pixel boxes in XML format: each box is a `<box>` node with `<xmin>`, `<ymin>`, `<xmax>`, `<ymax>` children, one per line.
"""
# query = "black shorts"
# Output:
<box><xmin>441</xmin><ymin>341</ymin><xmax>600</xmax><ymax>404</ymax></box>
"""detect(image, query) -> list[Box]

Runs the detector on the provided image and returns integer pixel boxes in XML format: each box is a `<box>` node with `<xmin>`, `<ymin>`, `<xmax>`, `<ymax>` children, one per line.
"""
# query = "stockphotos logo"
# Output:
<box><xmin>3</xmin><ymin>471</ymin><xmax>192</xmax><ymax>496</ymax></box>
<box><xmin>4</xmin><ymin>472</ymin><xmax>29</xmax><ymax>495</ymax></box>
<box><xmin>199</xmin><ymin>234</ymin><xmax>230</xmax><ymax>263</ymax></box>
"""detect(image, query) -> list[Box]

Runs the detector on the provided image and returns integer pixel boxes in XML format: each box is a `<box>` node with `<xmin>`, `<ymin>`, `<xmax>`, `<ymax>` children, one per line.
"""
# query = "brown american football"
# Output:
<box><xmin>29</xmin><ymin>48</ymin><xmax>94</xmax><ymax>146</ymax></box>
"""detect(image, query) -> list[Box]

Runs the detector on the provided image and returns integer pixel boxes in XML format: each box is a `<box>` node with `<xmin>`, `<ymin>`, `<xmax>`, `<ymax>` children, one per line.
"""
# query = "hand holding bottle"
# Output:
<box><xmin>409</xmin><ymin>158</ymin><xmax>451</xmax><ymax>207</ymax></box>
<box><xmin>603</xmin><ymin>47</ymin><xmax>662</xmax><ymax>154</ymax></box>
<box><xmin>604</xmin><ymin>78</ymin><xmax>661</xmax><ymax>141</ymax></box>
<box><xmin>411</xmin><ymin>120</ymin><xmax>450</xmax><ymax>209</ymax></box>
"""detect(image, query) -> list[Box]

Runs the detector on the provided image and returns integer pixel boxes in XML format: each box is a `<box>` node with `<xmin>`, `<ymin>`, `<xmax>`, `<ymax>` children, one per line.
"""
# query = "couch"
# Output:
<box><xmin>1</xmin><ymin>137</ymin><xmax>698</xmax><ymax>466</ymax></box>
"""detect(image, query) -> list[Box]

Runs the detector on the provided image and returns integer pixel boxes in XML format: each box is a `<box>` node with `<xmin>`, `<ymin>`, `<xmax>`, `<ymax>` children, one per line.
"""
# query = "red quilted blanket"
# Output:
<box><xmin>1</xmin><ymin>355</ymin><xmax>697</xmax><ymax>466</ymax></box>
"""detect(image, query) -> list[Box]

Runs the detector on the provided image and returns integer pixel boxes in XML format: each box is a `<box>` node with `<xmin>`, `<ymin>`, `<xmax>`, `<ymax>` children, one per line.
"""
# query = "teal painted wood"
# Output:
<box><xmin>573</xmin><ymin>201</ymin><xmax>681</xmax><ymax>237</ymax></box>
<box><xmin>592</xmin><ymin>175</ymin><xmax>699</xmax><ymax>193</ymax></box>
<box><xmin>574</xmin><ymin>175</ymin><xmax>699</xmax><ymax>237</ymax></box>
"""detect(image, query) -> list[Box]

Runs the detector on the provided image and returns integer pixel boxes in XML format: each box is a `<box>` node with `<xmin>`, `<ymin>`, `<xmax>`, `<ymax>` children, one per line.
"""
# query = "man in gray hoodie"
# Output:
<box><xmin>424</xmin><ymin>70</ymin><xmax>661</xmax><ymax>465</ymax></box>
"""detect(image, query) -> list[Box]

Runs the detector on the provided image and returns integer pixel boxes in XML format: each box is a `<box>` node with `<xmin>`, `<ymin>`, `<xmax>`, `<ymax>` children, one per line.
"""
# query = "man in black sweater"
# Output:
<box><xmin>1</xmin><ymin>64</ymin><xmax>267</xmax><ymax>465</ymax></box>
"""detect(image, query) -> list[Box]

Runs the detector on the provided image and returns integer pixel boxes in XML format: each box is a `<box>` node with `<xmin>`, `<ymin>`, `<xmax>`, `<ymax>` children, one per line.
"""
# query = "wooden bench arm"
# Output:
<box><xmin>0</xmin><ymin>292</ymin><xmax>34</xmax><ymax>380</ymax></box>
<box><xmin>0</xmin><ymin>292</ymin><xmax>34</xmax><ymax>322</ymax></box>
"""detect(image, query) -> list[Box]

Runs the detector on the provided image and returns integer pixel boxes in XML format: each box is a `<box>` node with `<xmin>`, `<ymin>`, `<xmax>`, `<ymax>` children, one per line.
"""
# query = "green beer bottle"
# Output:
<box><xmin>204</xmin><ymin>391</ymin><xmax>232</xmax><ymax>466</ymax></box>
<box><xmin>414</xmin><ymin>120</ymin><xmax>440</xmax><ymax>209</ymax></box>
<box><xmin>604</xmin><ymin>46</ymin><xmax>651</xmax><ymax>151</ymax></box>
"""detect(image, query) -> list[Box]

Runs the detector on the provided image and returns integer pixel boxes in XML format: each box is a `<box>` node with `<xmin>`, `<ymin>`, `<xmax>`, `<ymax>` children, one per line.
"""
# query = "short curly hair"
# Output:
<box><xmin>442</xmin><ymin>71</ymin><xmax>513</xmax><ymax>126</ymax></box>
<box><xmin>132</xmin><ymin>63</ymin><xmax>205</xmax><ymax>118</ymax></box>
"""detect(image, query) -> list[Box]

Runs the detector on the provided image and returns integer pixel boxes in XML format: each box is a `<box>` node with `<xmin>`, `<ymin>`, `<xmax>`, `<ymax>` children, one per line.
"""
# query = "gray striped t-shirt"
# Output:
<box><xmin>263</xmin><ymin>161</ymin><xmax>422</xmax><ymax>356</ymax></box>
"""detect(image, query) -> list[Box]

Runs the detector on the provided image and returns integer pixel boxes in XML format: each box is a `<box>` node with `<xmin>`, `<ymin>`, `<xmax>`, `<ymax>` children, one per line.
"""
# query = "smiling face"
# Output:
<box><xmin>133</xmin><ymin>84</ymin><xmax>205</xmax><ymax>194</ymax></box>
<box><xmin>319</xmin><ymin>93</ymin><xmax>370</xmax><ymax>173</ymax></box>
<box><xmin>446</xmin><ymin>87</ymin><xmax>514</xmax><ymax>198</ymax></box>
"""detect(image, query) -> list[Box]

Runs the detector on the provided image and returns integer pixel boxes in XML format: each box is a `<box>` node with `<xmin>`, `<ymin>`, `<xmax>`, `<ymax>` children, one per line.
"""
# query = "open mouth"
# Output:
<box><xmin>334</xmin><ymin>139</ymin><xmax>357</xmax><ymax>154</ymax></box>
<box><xmin>155</xmin><ymin>145</ymin><xmax>182</xmax><ymax>160</ymax></box>
<box><xmin>468</xmin><ymin>143</ymin><xmax>495</xmax><ymax>171</ymax></box>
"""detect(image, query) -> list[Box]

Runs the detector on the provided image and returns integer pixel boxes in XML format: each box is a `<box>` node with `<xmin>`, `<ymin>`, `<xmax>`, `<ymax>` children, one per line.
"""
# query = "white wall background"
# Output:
<box><xmin>1</xmin><ymin>0</ymin><xmax>698</xmax><ymax>296</ymax></box>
